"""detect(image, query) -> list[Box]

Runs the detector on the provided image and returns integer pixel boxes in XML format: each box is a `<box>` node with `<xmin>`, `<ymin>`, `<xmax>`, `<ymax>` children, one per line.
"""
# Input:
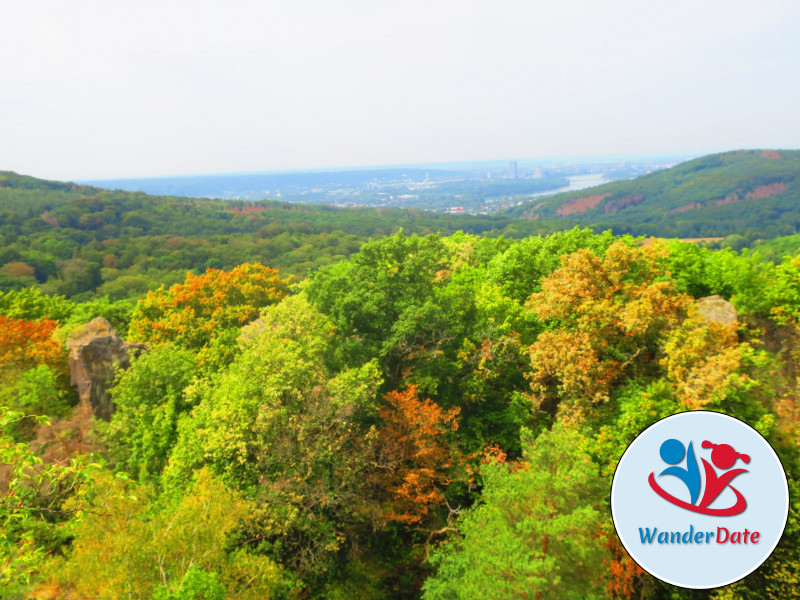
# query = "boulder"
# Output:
<box><xmin>696</xmin><ymin>295</ymin><xmax>738</xmax><ymax>325</ymax></box>
<box><xmin>66</xmin><ymin>317</ymin><xmax>147</xmax><ymax>420</ymax></box>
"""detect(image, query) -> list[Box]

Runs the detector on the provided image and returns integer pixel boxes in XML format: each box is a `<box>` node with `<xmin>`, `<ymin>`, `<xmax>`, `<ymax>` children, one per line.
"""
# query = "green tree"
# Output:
<box><xmin>485</xmin><ymin>227</ymin><xmax>619</xmax><ymax>304</ymax></box>
<box><xmin>0</xmin><ymin>287</ymin><xmax>74</xmax><ymax>322</ymax></box>
<box><xmin>423</xmin><ymin>425</ymin><xmax>608</xmax><ymax>600</ymax></box>
<box><xmin>307</xmin><ymin>232</ymin><xmax>534</xmax><ymax>453</ymax></box>
<box><xmin>164</xmin><ymin>295</ymin><xmax>382</xmax><ymax>581</ymax></box>
<box><xmin>107</xmin><ymin>346</ymin><xmax>199</xmax><ymax>484</ymax></box>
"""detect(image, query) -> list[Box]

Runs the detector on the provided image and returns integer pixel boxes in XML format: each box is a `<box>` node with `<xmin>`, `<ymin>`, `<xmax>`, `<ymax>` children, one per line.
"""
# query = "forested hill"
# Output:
<box><xmin>0</xmin><ymin>170</ymin><xmax>103</xmax><ymax>212</ymax></box>
<box><xmin>5</xmin><ymin>154</ymin><xmax>800</xmax><ymax>301</ymax></box>
<box><xmin>0</xmin><ymin>168</ymin><xmax>547</xmax><ymax>236</ymax></box>
<box><xmin>0</xmin><ymin>170</ymin><xmax>562</xmax><ymax>299</ymax></box>
<box><xmin>504</xmin><ymin>149</ymin><xmax>800</xmax><ymax>238</ymax></box>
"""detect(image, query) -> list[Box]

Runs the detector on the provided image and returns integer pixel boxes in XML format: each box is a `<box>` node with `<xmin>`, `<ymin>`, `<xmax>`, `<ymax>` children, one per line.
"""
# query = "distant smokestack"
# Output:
<box><xmin>509</xmin><ymin>161</ymin><xmax>517</xmax><ymax>179</ymax></box>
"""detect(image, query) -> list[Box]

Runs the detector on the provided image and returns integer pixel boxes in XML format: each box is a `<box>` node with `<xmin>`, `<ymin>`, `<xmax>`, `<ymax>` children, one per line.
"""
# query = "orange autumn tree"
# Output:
<box><xmin>525</xmin><ymin>241</ymin><xmax>691</xmax><ymax>421</ymax></box>
<box><xmin>605</xmin><ymin>534</ymin><xmax>649</xmax><ymax>599</ymax></box>
<box><xmin>0</xmin><ymin>316</ymin><xmax>71</xmax><ymax>436</ymax></box>
<box><xmin>128</xmin><ymin>263</ymin><xmax>290</xmax><ymax>362</ymax></box>
<box><xmin>0</xmin><ymin>317</ymin><xmax>65</xmax><ymax>375</ymax></box>
<box><xmin>375</xmin><ymin>385</ymin><xmax>460</xmax><ymax>524</ymax></box>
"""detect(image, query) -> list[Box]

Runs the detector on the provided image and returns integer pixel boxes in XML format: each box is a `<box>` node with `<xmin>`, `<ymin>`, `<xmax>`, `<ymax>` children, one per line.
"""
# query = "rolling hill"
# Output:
<box><xmin>0</xmin><ymin>170</ymin><xmax>102</xmax><ymax>213</ymax></box>
<box><xmin>0</xmin><ymin>169</ymin><xmax>566</xmax><ymax>298</ymax></box>
<box><xmin>504</xmin><ymin>150</ymin><xmax>800</xmax><ymax>238</ymax></box>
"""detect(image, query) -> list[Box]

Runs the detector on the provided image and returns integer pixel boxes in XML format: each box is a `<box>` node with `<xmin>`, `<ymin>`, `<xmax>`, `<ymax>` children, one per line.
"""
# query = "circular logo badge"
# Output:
<box><xmin>611</xmin><ymin>411</ymin><xmax>789</xmax><ymax>589</ymax></box>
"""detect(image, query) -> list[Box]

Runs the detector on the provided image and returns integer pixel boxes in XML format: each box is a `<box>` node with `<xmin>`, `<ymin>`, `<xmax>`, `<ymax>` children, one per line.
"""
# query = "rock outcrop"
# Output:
<box><xmin>696</xmin><ymin>295</ymin><xmax>738</xmax><ymax>325</ymax></box>
<box><xmin>66</xmin><ymin>317</ymin><xmax>147</xmax><ymax>420</ymax></box>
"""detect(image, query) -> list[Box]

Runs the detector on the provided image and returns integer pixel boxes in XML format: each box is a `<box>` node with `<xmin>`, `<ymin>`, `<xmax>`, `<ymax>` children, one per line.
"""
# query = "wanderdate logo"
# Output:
<box><xmin>611</xmin><ymin>411</ymin><xmax>789</xmax><ymax>589</ymax></box>
<box><xmin>648</xmin><ymin>438</ymin><xmax>750</xmax><ymax>516</ymax></box>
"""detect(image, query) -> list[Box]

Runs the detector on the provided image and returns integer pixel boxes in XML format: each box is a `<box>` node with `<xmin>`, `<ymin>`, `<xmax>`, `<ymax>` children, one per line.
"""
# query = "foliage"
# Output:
<box><xmin>61</xmin><ymin>295</ymin><xmax>136</xmax><ymax>338</ymax></box>
<box><xmin>767</xmin><ymin>257</ymin><xmax>800</xmax><ymax>324</ymax></box>
<box><xmin>0</xmin><ymin>317</ymin><xmax>73</xmax><ymax>439</ymax></box>
<box><xmin>6</xmin><ymin>154</ymin><xmax>800</xmax><ymax>306</ymax></box>
<box><xmin>307</xmin><ymin>232</ymin><xmax>536</xmax><ymax>454</ymax></box>
<box><xmin>129</xmin><ymin>263</ymin><xmax>290</xmax><ymax>365</ymax></box>
<box><xmin>0</xmin><ymin>317</ymin><xmax>65</xmax><ymax>375</ymax></box>
<box><xmin>107</xmin><ymin>346</ymin><xmax>199</xmax><ymax>484</ymax></box>
<box><xmin>661</xmin><ymin>241</ymin><xmax>769</xmax><ymax>311</ymax></box>
<box><xmin>0</xmin><ymin>287</ymin><xmax>74</xmax><ymax>322</ymax></box>
<box><xmin>525</xmin><ymin>240</ymin><xmax>690</xmax><ymax>420</ymax></box>
<box><xmin>164</xmin><ymin>295</ymin><xmax>382</xmax><ymax>583</ymax></box>
<box><xmin>41</xmin><ymin>468</ymin><xmax>284</xmax><ymax>600</ymax></box>
<box><xmin>151</xmin><ymin>567</ymin><xmax>226</xmax><ymax>600</ymax></box>
<box><xmin>307</xmin><ymin>231</ymin><xmax>470</xmax><ymax>369</ymax></box>
<box><xmin>423</xmin><ymin>425</ymin><xmax>608</xmax><ymax>600</ymax></box>
<box><xmin>661</xmin><ymin>316</ymin><xmax>753</xmax><ymax>409</ymax></box>
<box><xmin>485</xmin><ymin>227</ymin><xmax>620</xmax><ymax>303</ymax></box>
<box><xmin>0</xmin><ymin>170</ymin><xmax>562</xmax><ymax>303</ymax></box>
<box><xmin>374</xmin><ymin>385</ymin><xmax>461</xmax><ymax>525</ymax></box>
<box><xmin>3</xmin><ymin>212</ymin><xmax>800</xmax><ymax>599</ymax></box>
<box><xmin>0</xmin><ymin>407</ymin><xmax>99</xmax><ymax>593</ymax></box>
<box><xmin>3</xmin><ymin>365</ymin><xmax>74</xmax><ymax>424</ymax></box>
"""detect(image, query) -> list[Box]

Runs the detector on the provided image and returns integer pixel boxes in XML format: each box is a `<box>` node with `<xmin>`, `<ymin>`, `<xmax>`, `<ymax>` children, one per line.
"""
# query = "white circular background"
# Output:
<box><xmin>611</xmin><ymin>411</ymin><xmax>789</xmax><ymax>589</ymax></box>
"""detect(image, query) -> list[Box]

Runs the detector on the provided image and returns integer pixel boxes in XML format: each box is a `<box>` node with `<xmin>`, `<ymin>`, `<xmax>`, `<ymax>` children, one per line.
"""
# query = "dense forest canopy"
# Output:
<box><xmin>0</xmin><ymin>169</ymin><xmax>566</xmax><ymax>302</ymax></box>
<box><xmin>3</xmin><ymin>162</ymin><xmax>800</xmax><ymax>598</ymax></box>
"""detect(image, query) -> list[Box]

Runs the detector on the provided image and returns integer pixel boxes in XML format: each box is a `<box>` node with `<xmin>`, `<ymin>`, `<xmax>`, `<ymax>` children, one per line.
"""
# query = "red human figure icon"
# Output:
<box><xmin>698</xmin><ymin>441</ymin><xmax>750</xmax><ymax>510</ymax></box>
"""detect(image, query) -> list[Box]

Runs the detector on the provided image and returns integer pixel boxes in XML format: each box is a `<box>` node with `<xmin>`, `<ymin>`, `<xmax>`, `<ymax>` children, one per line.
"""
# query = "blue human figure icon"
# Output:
<box><xmin>658</xmin><ymin>439</ymin><xmax>701</xmax><ymax>505</ymax></box>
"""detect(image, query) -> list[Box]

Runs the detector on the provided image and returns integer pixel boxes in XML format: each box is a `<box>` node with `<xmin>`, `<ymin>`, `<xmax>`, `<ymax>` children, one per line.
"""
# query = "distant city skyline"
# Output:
<box><xmin>79</xmin><ymin>149</ymin><xmax>697</xmax><ymax>184</ymax></box>
<box><xmin>2</xmin><ymin>1</ymin><xmax>799</xmax><ymax>180</ymax></box>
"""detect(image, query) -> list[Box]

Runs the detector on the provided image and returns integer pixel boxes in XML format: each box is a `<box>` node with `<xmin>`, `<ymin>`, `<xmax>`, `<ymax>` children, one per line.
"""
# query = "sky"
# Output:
<box><xmin>2</xmin><ymin>0</ymin><xmax>800</xmax><ymax>180</ymax></box>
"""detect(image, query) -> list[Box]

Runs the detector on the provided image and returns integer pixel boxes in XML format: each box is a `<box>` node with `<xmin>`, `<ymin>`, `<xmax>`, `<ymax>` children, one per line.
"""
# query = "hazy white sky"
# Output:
<box><xmin>2</xmin><ymin>0</ymin><xmax>799</xmax><ymax>180</ymax></box>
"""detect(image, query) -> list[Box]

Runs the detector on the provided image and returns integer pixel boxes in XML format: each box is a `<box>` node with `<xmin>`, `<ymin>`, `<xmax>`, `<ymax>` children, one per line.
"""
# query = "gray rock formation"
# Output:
<box><xmin>696</xmin><ymin>295</ymin><xmax>738</xmax><ymax>325</ymax></box>
<box><xmin>66</xmin><ymin>317</ymin><xmax>147</xmax><ymax>420</ymax></box>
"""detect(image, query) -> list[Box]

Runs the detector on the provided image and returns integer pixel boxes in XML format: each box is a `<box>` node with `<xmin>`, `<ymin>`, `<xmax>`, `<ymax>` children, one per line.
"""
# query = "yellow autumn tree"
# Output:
<box><xmin>661</xmin><ymin>315</ymin><xmax>752</xmax><ymax>409</ymax></box>
<box><xmin>38</xmin><ymin>468</ymin><xmax>284</xmax><ymax>600</ymax></box>
<box><xmin>525</xmin><ymin>241</ymin><xmax>691</xmax><ymax>421</ymax></box>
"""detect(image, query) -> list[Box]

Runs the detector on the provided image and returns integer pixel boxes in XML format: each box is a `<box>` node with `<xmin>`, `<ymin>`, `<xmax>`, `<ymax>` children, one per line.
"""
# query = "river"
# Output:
<box><xmin>527</xmin><ymin>173</ymin><xmax>610</xmax><ymax>199</ymax></box>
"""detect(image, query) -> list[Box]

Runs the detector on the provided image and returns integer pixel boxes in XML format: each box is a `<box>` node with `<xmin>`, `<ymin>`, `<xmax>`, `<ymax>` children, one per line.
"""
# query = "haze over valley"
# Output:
<box><xmin>79</xmin><ymin>153</ymin><xmax>691</xmax><ymax>214</ymax></box>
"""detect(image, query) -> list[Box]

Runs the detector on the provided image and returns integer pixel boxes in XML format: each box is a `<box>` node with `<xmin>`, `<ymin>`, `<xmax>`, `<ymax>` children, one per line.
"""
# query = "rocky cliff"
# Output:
<box><xmin>66</xmin><ymin>317</ymin><xmax>147</xmax><ymax>420</ymax></box>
